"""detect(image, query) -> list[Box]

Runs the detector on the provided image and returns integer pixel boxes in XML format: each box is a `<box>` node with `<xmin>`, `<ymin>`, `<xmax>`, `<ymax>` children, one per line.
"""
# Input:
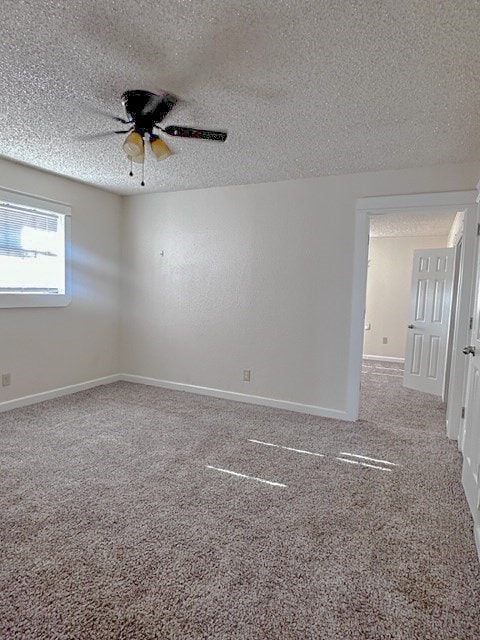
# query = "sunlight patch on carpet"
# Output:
<box><xmin>339</xmin><ymin>452</ymin><xmax>398</xmax><ymax>467</ymax></box>
<box><xmin>206</xmin><ymin>465</ymin><xmax>287</xmax><ymax>487</ymax></box>
<box><xmin>335</xmin><ymin>457</ymin><xmax>393</xmax><ymax>472</ymax></box>
<box><xmin>247</xmin><ymin>439</ymin><xmax>325</xmax><ymax>458</ymax></box>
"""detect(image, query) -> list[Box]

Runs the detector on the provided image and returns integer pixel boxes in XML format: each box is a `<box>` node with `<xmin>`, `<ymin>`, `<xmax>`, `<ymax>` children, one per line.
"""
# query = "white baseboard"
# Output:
<box><xmin>0</xmin><ymin>372</ymin><xmax>349</xmax><ymax>421</ymax></box>
<box><xmin>0</xmin><ymin>375</ymin><xmax>121</xmax><ymax>413</ymax></box>
<box><xmin>120</xmin><ymin>374</ymin><xmax>349</xmax><ymax>421</ymax></box>
<box><xmin>363</xmin><ymin>355</ymin><xmax>405</xmax><ymax>363</ymax></box>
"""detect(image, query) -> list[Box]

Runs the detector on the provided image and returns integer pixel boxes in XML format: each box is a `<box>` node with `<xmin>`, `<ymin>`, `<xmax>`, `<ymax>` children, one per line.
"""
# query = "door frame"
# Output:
<box><xmin>346</xmin><ymin>190</ymin><xmax>478</xmax><ymax>423</ymax></box>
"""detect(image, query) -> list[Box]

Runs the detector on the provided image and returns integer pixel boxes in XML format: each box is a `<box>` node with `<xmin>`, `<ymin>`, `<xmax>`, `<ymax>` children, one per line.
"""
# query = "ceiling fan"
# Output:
<box><xmin>87</xmin><ymin>89</ymin><xmax>227</xmax><ymax>186</ymax></box>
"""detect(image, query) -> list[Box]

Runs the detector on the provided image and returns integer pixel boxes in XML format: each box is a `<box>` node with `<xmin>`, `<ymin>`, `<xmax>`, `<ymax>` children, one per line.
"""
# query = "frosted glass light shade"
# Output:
<box><xmin>150</xmin><ymin>135</ymin><xmax>172</xmax><ymax>160</ymax></box>
<box><xmin>130</xmin><ymin>152</ymin><xmax>145</xmax><ymax>164</ymax></box>
<box><xmin>123</xmin><ymin>131</ymin><xmax>144</xmax><ymax>157</ymax></box>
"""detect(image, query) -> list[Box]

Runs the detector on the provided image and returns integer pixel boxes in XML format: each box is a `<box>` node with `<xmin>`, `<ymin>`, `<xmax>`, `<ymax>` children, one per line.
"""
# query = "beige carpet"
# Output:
<box><xmin>1</xmin><ymin>362</ymin><xmax>479</xmax><ymax>639</ymax></box>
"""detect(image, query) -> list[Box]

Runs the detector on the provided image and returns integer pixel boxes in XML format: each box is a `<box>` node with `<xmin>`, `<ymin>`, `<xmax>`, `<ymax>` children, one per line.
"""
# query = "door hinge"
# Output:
<box><xmin>470</xmin><ymin>317</ymin><xmax>473</xmax><ymax>330</ymax></box>
<box><xmin>461</xmin><ymin>406</ymin><xmax>465</xmax><ymax>419</ymax></box>
<box><xmin>477</xmin><ymin>223</ymin><xmax>480</xmax><ymax>236</ymax></box>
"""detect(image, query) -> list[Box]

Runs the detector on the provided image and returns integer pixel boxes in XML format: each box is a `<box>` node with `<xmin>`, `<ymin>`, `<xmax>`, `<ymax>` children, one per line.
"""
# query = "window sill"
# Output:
<box><xmin>0</xmin><ymin>294</ymin><xmax>72</xmax><ymax>308</ymax></box>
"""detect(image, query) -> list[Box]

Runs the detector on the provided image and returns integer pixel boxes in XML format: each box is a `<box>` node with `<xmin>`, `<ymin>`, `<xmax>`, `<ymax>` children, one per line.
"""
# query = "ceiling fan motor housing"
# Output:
<box><xmin>121</xmin><ymin>90</ymin><xmax>177</xmax><ymax>135</ymax></box>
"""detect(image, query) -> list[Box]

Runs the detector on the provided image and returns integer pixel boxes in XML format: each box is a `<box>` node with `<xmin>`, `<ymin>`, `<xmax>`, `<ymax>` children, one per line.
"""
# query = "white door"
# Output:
<box><xmin>403</xmin><ymin>248</ymin><xmax>455</xmax><ymax>397</ymax></box>
<box><xmin>461</xmin><ymin>229</ymin><xmax>480</xmax><ymax>555</ymax></box>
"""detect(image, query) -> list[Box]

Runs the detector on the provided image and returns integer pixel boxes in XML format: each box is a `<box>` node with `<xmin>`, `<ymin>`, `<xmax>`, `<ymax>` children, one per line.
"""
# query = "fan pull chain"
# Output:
<box><xmin>126</xmin><ymin>157</ymin><xmax>145</xmax><ymax>186</ymax></box>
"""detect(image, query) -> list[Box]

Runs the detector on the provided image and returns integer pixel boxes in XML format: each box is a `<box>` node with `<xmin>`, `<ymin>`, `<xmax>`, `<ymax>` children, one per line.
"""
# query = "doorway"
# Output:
<box><xmin>346</xmin><ymin>190</ymin><xmax>478</xmax><ymax>430</ymax></box>
<box><xmin>360</xmin><ymin>211</ymin><xmax>456</xmax><ymax>419</ymax></box>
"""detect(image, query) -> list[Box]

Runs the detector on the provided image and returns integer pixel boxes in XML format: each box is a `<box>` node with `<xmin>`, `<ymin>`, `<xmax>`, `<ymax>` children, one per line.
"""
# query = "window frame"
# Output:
<box><xmin>0</xmin><ymin>188</ymin><xmax>72</xmax><ymax>308</ymax></box>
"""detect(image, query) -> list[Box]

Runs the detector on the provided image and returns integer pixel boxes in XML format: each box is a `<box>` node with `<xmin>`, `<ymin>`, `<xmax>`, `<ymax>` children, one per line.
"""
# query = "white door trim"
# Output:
<box><xmin>446</xmin><ymin>206</ymin><xmax>479</xmax><ymax>441</ymax></box>
<box><xmin>346</xmin><ymin>190</ymin><xmax>478</xmax><ymax>422</ymax></box>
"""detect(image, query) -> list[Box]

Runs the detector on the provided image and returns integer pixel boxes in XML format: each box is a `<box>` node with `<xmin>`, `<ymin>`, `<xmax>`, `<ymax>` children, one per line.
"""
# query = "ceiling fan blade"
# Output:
<box><xmin>78</xmin><ymin>129</ymin><xmax>132</xmax><ymax>141</ymax></box>
<box><xmin>77</xmin><ymin>103</ymin><xmax>131</xmax><ymax>125</ymax></box>
<box><xmin>163</xmin><ymin>126</ymin><xmax>227</xmax><ymax>142</ymax></box>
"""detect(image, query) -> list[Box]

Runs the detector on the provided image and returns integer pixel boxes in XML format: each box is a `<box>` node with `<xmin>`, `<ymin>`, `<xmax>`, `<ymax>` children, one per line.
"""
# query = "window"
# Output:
<box><xmin>0</xmin><ymin>188</ymin><xmax>71</xmax><ymax>308</ymax></box>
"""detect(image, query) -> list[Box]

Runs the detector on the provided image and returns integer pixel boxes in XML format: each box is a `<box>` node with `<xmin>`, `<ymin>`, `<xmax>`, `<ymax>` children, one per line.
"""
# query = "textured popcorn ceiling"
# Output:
<box><xmin>1</xmin><ymin>1</ymin><xmax>479</xmax><ymax>195</ymax></box>
<box><xmin>369</xmin><ymin>211</ymin><xmax>457</xmax><ymax>238</ymax></box>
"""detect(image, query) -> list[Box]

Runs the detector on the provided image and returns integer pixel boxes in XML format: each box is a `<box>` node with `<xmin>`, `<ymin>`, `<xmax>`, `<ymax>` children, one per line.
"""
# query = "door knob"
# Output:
<box><xmin>462</xmin><ymin>346</ymin><xmax>476</xmax><ymax>356</ymax></box>
<box><xmin>408</xmin><ymin>324</ymin><xmax>414</xmax><ymax>329</ymax></box>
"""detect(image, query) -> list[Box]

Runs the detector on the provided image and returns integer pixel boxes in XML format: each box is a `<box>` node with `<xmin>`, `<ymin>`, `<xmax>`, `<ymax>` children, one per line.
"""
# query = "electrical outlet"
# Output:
<box><xmin>2</xmin><ymin>373</ymin><xmax>11</xmax><ymax>387</ymax></box>
<box><xmin>382</xmin><ymin>337</ymin><xmax>388</xmax><ymax>344</ymax></box>
<box><xmin>243</xmin><ymin>369</ymin><xmax>251</xmax><ymax>382</ymax></box>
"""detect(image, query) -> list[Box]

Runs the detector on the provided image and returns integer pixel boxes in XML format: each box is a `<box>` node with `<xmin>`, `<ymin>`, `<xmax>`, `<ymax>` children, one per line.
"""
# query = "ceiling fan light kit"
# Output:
<box><xmin>149</xmin><ymin>135</ymin><xmax>172</xmax><ymax>161</ymax></box>
<box><xmin>130</xmin><ymin>152</ymin><xmax>145</xmax><ymax>165</ymax></box>
<box><xmin>87</xmin><ymin>89</ymin><xmax>227</xmax><ymax>187</ymax></box>
<box><xmin>122</xmin><ymin>131</ymin><xmax>144</xmax><ymax>158</ymax></box>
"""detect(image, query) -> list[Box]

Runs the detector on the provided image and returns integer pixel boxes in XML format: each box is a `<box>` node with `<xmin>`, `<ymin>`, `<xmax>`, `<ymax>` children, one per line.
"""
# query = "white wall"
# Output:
<box><xmin>0</xmin><ymin>159</ymin><xmax>122</xmax><ymax>402</ymax></box>
<box><xmin>121</xmin><ymin>161</ymin><xmax>480</xmax><ymax>417</ymax></box>
<box><xmin>363</xmin><ymin>235</ymin><xmax>448</xmax><ymax>359</ymax></box>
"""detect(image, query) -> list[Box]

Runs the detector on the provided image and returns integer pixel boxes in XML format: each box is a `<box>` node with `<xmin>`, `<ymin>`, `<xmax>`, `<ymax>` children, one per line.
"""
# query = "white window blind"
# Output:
<box><xmin>0</xmin><ymin>189</ymin><xmax>71</xmax><ymax>307</ymax></box>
